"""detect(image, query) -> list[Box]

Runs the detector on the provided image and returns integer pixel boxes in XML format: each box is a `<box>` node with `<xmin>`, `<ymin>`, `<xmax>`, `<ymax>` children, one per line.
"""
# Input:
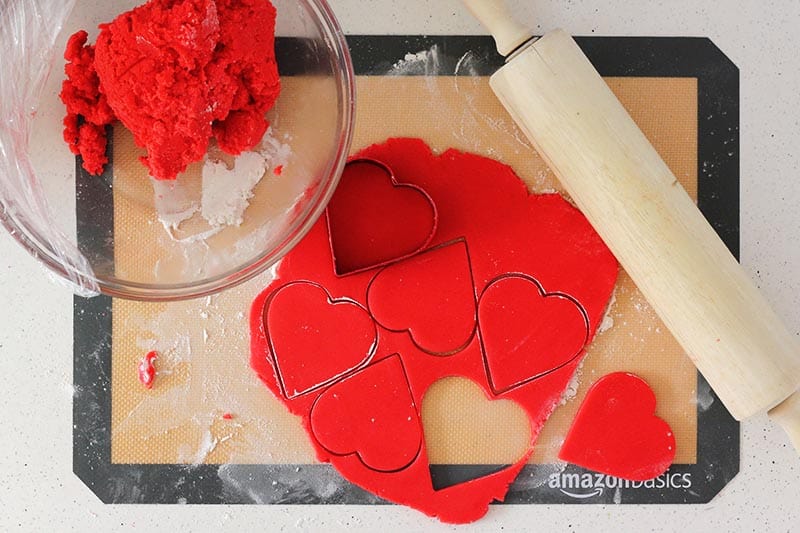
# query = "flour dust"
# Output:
<box><xmin>146</xmin><ymin>126</ymin><xmax>298</xmax><ymax>281</ymax></box>
<box><xmin>111</xmin><ymin>273</ymin><xmax>315</xmax><ymax>468</ymax></box>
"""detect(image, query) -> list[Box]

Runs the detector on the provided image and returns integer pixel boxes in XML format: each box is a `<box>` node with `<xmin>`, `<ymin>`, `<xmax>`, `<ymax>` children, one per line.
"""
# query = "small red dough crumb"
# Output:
<box><xmin>60</xmin><ymin>0</ymin><xmax>281</xmax><ymax>180</ymax></box>
<box><xmin>273</xmin><ymin>165</ymin><xmax>283</xmax><ymax>176</ymax></box>
<box><xmin>222</xmin><ymin>413</ymin><xmax>234</xmax><ymax>420</ymax></box>
<box><xmin>137</xmin><ymin>350</ymin><xmax>158</xmax><ymax>389</ymax></box>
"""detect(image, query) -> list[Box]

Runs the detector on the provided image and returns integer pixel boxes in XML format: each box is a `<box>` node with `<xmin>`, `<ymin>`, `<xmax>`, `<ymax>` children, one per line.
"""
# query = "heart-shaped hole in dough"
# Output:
<box><xmin>421</xmin><ymin>377</ymin><xmax>531</xmax><ymax>490</ymax></box>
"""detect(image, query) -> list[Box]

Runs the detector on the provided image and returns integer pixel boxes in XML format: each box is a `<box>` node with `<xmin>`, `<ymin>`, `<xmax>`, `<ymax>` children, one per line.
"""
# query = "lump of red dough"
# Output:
<box><xmin>60</xmin><ymin>0</ymin><xmax>281</xmax><ymax>180</ymax></box>
<box><xmin>60</xmin><ymin>31</ymin><xmax>116</xmax><ymax>174</ymax></box>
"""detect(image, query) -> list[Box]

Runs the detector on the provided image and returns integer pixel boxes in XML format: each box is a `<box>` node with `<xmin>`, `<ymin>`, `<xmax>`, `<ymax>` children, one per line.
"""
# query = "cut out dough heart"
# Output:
<box><xmin>310</xmin><ymin>355</ymin><xmax>422</xmax><ymax>472</ymax></box>
<box><xmin>367</xmin><ymin>240</ymin><xmax>476</xmax><ymax>355</ymax></box>
<box><xmin>326</xmin><ymin>159</ymin><xmax>437</xmax><ymax>276</ymax></box>
<box><xmin>265</xmin><ymin>282</ymin><xmax>377</xmax><ymax>399</ymax></box>
<box><xmin>478</xmin><ymin>275</ymin><xmax>589</xmax><ymax>393</ymax></box>
<box><xmin>559</xmin><ymin>372</ymin><xmax>676</xmax><ymax>481</ymax></box>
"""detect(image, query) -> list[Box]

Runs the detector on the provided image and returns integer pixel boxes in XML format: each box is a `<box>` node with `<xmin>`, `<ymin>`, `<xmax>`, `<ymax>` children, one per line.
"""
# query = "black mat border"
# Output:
<box><xmin>73</xmin><ymin>35</ymin><xmax>739</xmax><ymax>505</ymax></box>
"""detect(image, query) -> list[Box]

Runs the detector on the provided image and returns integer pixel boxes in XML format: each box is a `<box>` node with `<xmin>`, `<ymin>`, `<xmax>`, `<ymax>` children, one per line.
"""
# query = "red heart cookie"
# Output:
<box><xmin>367</xmin><ymin>240</ymin><xmax>476</xmax><ymax>355</ymax></box>
<box><xmin>326</xmin><ymin>159</ymin><xmax>437</xmax><ymax>276</ymax></box>
<box><xmin>559</xmin><ymin>372</ymin><xmax>676</xmax><ymax>481</ymax></box>
<box><xmin>478</xmin><ymin>275</ymin><xmax>589</xmax><ymax>394</ymax></box>
<box><xmin>310</xmin><ymin>355</ymin><xmax>422</xmax><ymax>472</ymax></box>
<box><xmin>265</xmin><ymin>282</ymin><xmax>377</xmax><ymax>399</ymax></box>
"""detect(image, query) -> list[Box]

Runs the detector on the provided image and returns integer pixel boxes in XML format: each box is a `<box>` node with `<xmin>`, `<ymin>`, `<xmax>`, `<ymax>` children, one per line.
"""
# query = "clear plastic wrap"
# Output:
<box><xmin>0</xmin><ymin>0</ymin><xmax>100</xmax><ymax>296</ymax></box>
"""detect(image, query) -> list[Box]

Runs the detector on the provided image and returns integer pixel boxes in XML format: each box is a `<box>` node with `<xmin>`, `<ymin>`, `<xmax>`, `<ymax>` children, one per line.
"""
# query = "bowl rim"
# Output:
<box><xmin>4</xmin><ymin>0</ymin><xmax>356</xmax><ymax>301</ymax></box>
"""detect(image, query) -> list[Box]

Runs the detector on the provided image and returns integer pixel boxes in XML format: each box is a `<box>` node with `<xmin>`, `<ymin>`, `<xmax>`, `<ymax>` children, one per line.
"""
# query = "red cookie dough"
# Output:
<box><xmin>250</xmin><ymin>138</ymin><xmax>620</xmax><ymax>523</ymax></box>
<box><xmin>60</xmin><ymin>31</ymin><xmax>115</xmax><ymax>175</ymax></box>
<box><xmin>60</xmin><ymin>0</ymin><xmax>281</xmax><ymax>180</ymax></box>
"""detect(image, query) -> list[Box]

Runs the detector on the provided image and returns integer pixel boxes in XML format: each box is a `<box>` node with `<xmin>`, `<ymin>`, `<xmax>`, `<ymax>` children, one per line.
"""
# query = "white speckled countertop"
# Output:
<box><xmin>1</xmin><ymin>0</ymin><xmax>798</xmax><ymax>531</ymax></box>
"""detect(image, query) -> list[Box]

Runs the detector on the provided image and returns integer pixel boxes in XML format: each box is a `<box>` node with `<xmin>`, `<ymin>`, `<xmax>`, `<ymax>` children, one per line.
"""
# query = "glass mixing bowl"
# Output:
<box><xmin>0</xmin><ymin>0</ymin><xmax>354</xmax><ymax>300</ymax></box>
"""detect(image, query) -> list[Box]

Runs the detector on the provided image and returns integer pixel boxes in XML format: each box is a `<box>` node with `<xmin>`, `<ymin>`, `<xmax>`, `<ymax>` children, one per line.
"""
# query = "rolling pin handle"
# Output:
<box><xmin>461</xmin><ymin>0</ymin><xmax>533</xmax><ymax>56</ymax></box>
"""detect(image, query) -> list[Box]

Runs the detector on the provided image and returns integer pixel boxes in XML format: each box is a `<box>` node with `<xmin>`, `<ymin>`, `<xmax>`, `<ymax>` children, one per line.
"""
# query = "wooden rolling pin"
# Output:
<box><xmin>463</xmin><ymin>0</ymin><xmax>800</xmax><ymax>452</ymax></box>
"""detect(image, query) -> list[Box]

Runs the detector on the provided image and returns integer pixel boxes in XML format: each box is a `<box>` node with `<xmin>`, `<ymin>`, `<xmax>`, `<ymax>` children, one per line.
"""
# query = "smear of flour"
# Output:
<box><xmin>177</xmin><ymin>422</ymin><xmax>240</xmax><ymax>464</ymax></box>
<box><xmin>201</xmin><ymin>128</ymin><xmax>294</xmax><ymax>227</ymax></box>
<box><xmin>260</xmin><ymin>127</ymin><xmax>293</xmax><ymax>169</ymax></box>
<box><xmin>598</xmin><ymin>290</ymin><xmax>617</xmax><ymax>335</ymax></box>
<box><xmin>201</xmin><ymin>151</ymin><xmax>268</xmax><ymax>227</ymax></box>
<box><xmin>513</xmin><ymin>462</ymin><xmax>567</xmax><ymax>490</ymax></box>
<box><xmin>454</xmin><ymin>49</ymin><xmax>481</xmax><ymax>77</ymax></box>
<box><xmin>143</xmin><ymin>126</ymin><xmax>299</xmax><ymax>282</ymax></box>
<box><xmin>387</xmin><ymin>46</ymin><xmax>535</xmax><ymax>164</ymax></box>
<box><xmin>136</xmin><ymin>331</ymin><xmax>193</xmax><ymax>366</ymax></box>
<box><xmin>153</xmin><ymin>127</ymin><xmax>292</xmax><ymax>235</ymax></box>
<box><xmin>152</xmin><ymin>178</ymin><xmax>200</xmax><ymax>230</ymax></box>
<box><xmin>389</xmin><ymin>45</ymin><xmax>441</xmax><ymax>76</ymax></box>
<box><xmin>559</xmin><ymin>360</ymin><xmax>584</xmax><ymax>406</ymax></box>
<box><xmin>452</xmin><ymin>50</ymin><xmax>532</xmax><ymax>153</ymax></box>
<box><xmin>113</xmin><ymin>274</ymin><xmax>315</xmax><ymax>467</ymax></box>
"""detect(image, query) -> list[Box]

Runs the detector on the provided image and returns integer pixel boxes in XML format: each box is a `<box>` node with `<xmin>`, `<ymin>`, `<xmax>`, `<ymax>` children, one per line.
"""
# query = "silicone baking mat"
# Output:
<box><xmin>73</xmin><ymin>36</ymin><xmax>739</xmax><ymax>504</ymax></box>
